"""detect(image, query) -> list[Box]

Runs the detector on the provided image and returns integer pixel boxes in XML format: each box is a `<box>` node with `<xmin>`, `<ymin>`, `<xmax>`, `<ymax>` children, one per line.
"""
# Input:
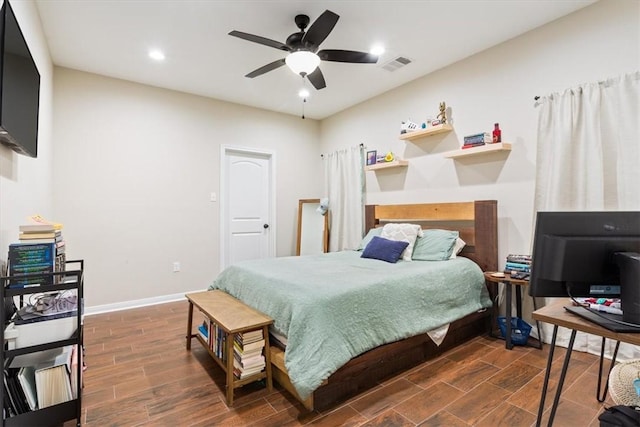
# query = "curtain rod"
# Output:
<box><xmin>320</xmin><ymin>143</ymin><xmax>365</xmax><ymax>158</ymax></box>
<box><xmin>534</xmin><ymin>72</ymin><xmax>639</xmax><ymax>102</ymax></box>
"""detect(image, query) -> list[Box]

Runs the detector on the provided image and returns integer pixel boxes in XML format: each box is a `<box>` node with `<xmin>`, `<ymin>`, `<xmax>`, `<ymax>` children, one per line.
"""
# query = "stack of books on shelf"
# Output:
<box><xmin>203</xmin><ymin>319</ymin><xmax>227</xmax><ymax>363</ymax></box>
<box><xmin>233</xmin><ymin>330</ymin><xmax>266</xmax><ymax>380</ymax></box>
<box><xmin>462</xmin><ymin>132</ymin><xmax>491</xmax><ymax>149</ymax></box>
<box><xmin>8</xmin><ymin>221</ymin><xmax>66</xmax><ymax>288</ymax></box>
<box><xmin>3</xmin><ymin>345</ymin><xmax>78</xmax><ymax>415</ymax></box>
<box><xmin>504</xmin><ymin>254</ymin><xmax>531</xmax><ymax>279</ymax></box>
<box><xmin>197</xmin><ymin>315</ymin><xmax>209</xmax><ymax>343</ymax></box>
<box><xmin>209</xmin><ymin>322</ymin><xmax>227</xmax><ymax>363</ymax></box>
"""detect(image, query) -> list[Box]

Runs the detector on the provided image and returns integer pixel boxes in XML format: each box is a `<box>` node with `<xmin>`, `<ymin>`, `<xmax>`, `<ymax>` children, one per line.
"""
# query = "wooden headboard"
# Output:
<box><xmin>364</xmin><ymin>200</ymin><xmax>498</xmax><ymax>272</ymax></box>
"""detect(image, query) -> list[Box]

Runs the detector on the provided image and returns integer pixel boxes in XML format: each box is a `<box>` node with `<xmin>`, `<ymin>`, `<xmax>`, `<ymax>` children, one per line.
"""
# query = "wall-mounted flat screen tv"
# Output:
<box><xmin>0</xmin><ymin>0</ymin><xmax>40</xmax><ymax>158</ymax></box>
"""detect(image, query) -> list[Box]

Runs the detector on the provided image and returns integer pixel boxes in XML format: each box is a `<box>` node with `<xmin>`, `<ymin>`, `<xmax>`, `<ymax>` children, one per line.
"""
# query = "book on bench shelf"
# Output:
<box><xmin>233</xmin><ymin>330</ymin><xmax>266</xmax><ymax>379</ymax></box>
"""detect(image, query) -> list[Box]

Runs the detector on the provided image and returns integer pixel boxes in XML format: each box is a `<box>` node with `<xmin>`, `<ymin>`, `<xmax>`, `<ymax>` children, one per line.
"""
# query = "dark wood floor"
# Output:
<box><xmin>76</xmin><ymin>300</ymin><xmax>613</xmax><ymax>426</ymax></box>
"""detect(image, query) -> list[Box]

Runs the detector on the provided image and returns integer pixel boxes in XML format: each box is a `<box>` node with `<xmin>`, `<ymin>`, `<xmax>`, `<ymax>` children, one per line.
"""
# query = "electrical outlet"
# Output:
<box><xmin>173</xmin><ymin>261</ymin><xmax>180</xmax><ymax>272</ymax></box>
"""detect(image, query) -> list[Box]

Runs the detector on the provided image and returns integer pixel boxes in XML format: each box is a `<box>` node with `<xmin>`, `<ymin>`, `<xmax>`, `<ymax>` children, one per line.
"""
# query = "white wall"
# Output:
<box><xmin>0</xmin><ymin>0</ymin><xmax>54</xmax><ymax>267</ymax></box>
<box><xmin>320</xmin><ymin>0</ymin><xmax>639</xmax><ymax>266</ymax></box>
<box><xmin>52</xmin><ymin>69</ymin><xmax>321</xmax><ymax>308</ymax></box>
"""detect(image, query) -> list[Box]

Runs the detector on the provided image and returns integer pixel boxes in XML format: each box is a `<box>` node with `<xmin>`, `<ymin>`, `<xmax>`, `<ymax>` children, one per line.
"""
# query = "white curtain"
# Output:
<box><xmin>534</xmin><ymin>71</ymin><xmax>640</xmax><ymax>360</ymax></box>
<box><xmin>322</xmin><ymin>145</ymin><xmax>365</xmax><ymax>252</ymax></box>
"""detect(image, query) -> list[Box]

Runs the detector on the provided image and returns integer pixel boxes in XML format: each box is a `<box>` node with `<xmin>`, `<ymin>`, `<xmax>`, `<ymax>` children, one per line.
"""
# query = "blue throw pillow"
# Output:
<box><xmin>361</xmin><ymin>236</ymin><xmax>409</xmax><ymax>263</ymax></box>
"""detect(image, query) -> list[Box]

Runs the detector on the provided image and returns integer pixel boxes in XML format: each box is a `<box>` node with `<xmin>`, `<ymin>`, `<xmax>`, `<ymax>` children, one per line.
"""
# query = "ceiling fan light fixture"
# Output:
<box><xmin>370</xmin><ymin>44</ymin><xmax>385</xmax><ymax>56</ymax></box>
<box><xmin>285</xmin><ymin>51</ymin><xmax>320</xmax><ymax>75</ymax></box>
<box><xmin>148</xmin><ymin>49</ymin><xmax>165</xmax><ymax>61</ymax></box>
<box><xmin>298</xmin><ymin>88</ymin><xmax>310</xmax><ymax>98</ymax></box>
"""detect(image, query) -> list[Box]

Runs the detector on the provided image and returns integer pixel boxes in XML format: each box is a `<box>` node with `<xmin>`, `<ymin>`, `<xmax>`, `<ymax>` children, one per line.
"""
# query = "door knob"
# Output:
<box><xmin>263</xmin><ymin>224</ymin><xmax>269</xmax><ymax>229</ymax></box>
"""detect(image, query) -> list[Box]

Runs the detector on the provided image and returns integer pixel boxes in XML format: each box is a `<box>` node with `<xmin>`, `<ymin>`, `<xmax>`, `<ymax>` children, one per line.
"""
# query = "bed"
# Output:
<box><xmin>209</xmin><ymin>200</ymin><xmax>498</xmax><ymax>411</ymax></box>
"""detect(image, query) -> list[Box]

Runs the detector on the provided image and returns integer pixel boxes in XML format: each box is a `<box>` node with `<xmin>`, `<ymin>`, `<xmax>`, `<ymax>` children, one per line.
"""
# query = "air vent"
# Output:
<box><xmin>381</xmin><ymin>56</ymin><xmax>412</xmax><ymax>72</ymax></box>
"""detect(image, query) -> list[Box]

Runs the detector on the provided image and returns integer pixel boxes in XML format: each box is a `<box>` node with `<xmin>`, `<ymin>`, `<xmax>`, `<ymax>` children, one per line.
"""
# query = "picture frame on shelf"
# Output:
<box><xmin>366</xmin><ymin>150</ymin><xmax>377</xmax><ymax>166</ymax></box>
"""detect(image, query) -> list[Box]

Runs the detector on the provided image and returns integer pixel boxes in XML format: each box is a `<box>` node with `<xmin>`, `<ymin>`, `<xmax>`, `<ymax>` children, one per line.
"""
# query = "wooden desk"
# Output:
<box><xmin>532</xmin><ymin>300</ymin><xmax>640</xmax><ymax>426</ymax></box>
<box><xmin>484</xmin><ymin>272</ymin><xmax>542</xmax><ymax>350</ymax></box>
<box><xmin>186</xmin><ymin>290</ymin><xmax>273</xmax><ymax>406</ymax></box>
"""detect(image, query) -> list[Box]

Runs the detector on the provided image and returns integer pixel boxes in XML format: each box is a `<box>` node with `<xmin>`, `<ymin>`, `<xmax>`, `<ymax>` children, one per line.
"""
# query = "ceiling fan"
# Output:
<box><xmin>229</xmin><ymin>10</ymin><xmax>378</xmax><ymax>90</ymax></box>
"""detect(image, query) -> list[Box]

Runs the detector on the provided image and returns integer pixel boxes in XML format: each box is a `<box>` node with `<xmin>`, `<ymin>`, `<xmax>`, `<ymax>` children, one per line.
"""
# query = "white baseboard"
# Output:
<box><xmin>84</xmin><ymin>290</ymin><xmax>207</xmax><ymax>316</ymax></box>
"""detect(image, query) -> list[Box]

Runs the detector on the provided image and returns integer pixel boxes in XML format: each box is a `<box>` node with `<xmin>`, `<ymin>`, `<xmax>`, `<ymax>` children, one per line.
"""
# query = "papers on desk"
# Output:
<box><xmin>573</xmin><ymin>298</ymin><xmax>623</xmax><ymax>315</ymax></box>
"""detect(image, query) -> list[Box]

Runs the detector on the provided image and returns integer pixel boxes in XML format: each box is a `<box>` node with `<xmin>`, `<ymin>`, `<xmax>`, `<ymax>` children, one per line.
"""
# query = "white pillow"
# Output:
<box><xmin>380</xmin><ymin>223</ymin><xmax>423</xmax><ymax>261</ymax></box>
<box><xmin>449</xmin><ymin>237</ymin><xmax>467</xmax><ymax>259</ymax></box>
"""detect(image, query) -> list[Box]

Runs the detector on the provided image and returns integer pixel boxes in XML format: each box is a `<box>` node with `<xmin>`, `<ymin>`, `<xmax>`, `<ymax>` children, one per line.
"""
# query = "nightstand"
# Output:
<box><xmin>484</xmin><ymin>272</ymin><xmax>543</xmax><ymax>350</ymax></box>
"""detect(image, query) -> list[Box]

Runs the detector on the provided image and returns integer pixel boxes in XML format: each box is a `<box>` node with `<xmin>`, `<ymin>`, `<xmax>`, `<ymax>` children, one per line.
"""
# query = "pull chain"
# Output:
<box><xmin>300</xmin><ymin>76</ymin><xmax>309</xmax><ymax>119</ymax></box>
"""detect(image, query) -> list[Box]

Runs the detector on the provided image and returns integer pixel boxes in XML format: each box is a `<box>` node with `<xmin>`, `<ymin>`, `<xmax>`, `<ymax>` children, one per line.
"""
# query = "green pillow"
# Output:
<box><xmin>412</xmin><ymin>229</ymin><xmax>459</xmax><ymax>261</ymax></box>
<box><xmin>356</xmin><ymin>228</ymin><xmax>383</xmax><ymax>251</ymax></box>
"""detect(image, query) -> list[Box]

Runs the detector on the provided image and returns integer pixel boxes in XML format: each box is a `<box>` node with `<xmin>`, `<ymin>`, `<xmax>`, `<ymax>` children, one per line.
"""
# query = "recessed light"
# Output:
<box><xmin>298</xmin><ymin>88</ymin><xmax>310</xmax><ymax>98</ymax></box>
<box><xmin>370</xmin><ymin>44</ymin><xmax>385</xmax><ymax>56</ymax></box>
<box><xmin>148</xmin><ymin>49</ymin><xmax>165</xmax><ymax>61</ymax></box>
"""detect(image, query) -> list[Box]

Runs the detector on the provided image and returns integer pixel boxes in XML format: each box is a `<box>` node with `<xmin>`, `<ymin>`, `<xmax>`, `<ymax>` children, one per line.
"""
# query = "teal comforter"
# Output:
<box><xmin>209</xmin><ymin>251</ymin><xmax>491</xmax><ymax>399</ymax></box>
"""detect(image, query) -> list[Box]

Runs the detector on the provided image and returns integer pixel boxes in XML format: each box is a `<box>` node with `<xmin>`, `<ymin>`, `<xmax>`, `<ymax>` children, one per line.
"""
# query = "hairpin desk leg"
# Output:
<box><xmin>536</xmin><ymin>326</ymin><xmax>577</xmax><ymax>427</ymax></box>
<box><xmin>596</xmin><ymin>338</ymin><xmax>620</xmax><ymax>402</ymax></box>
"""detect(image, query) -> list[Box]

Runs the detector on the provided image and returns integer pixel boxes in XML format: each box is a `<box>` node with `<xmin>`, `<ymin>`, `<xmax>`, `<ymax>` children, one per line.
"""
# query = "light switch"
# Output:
<box><xmin>210</xmin><ymin>192</ymin><xmax>217</xmax><ymax>202</ymax></box>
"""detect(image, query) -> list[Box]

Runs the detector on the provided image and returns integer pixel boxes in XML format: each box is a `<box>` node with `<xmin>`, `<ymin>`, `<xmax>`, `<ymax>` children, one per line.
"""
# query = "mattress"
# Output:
<box><xmin>209</xmin><ymin>250</ymin><xmax>492</xmax><ymax>399</ymax></box>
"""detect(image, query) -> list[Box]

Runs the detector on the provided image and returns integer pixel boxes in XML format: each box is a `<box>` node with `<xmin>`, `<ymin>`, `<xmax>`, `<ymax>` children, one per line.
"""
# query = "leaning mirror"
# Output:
<box><xmin>296</xmin><ymin>199</ymin><xmax>329</xmax><ymax>255</ymax></box>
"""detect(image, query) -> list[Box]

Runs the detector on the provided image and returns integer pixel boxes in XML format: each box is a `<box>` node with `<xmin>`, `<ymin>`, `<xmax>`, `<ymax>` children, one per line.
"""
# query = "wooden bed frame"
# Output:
<box><xmin>270</xmin><ymin>200</ymin><xmax>498</xmax><ymax>411</ymax></box>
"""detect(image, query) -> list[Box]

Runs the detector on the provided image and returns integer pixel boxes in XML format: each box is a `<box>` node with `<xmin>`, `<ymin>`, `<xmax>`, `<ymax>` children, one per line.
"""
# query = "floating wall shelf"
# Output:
<box><xmin>443</xmin><ymin>142</ymin><xmax>512</xmax><ymax>159</ymax></box>
<box><xmin>398</xmin><ymin>123</ymin><xmax>453</xmax><ymax>141</ymax></box>
<box><xmin>365</xmin><ymin>160</ymin><xmax>408</xmax><ymax>171</ymax></box>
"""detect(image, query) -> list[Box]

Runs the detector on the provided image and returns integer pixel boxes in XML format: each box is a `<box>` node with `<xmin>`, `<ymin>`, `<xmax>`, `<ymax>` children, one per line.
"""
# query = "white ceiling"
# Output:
<box><xmin>34</xmin><ymin>0</ymin><xmax>596</xmax><ymax>120</ymax></box>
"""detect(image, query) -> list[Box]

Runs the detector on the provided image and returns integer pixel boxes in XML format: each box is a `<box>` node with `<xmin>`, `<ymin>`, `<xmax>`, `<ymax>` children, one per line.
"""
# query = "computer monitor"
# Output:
<box><xmin>528</xmin><ymin>211</ymin><xmax>640</xmax><ymax>329</ymax></box>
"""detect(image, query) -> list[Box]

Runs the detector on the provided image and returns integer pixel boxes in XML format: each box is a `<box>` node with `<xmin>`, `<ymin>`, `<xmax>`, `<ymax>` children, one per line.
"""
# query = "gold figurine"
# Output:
<box><xmin>437</xmin><ymin>102</ymin><xmax>447</xmax><ymax>124</ymax></box>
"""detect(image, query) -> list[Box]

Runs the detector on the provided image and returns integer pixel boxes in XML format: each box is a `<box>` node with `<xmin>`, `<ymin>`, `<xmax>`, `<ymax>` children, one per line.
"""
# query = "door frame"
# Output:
<box><xmin>220</xmin><ymin>145</ymin><xmax>276</xmax><ymax>270</ymax></box>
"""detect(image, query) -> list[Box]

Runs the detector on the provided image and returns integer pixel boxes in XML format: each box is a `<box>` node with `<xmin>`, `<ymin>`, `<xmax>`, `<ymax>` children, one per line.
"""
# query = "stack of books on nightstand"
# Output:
<box><xmin>233</xmin><ymin>330</ymin><xmax>266</xmax><ymax>379</ymax></box>
<box><xmin>504</xmin><ymin>254</ymin><xmax>531</xmax><ymax>279</ymax></box>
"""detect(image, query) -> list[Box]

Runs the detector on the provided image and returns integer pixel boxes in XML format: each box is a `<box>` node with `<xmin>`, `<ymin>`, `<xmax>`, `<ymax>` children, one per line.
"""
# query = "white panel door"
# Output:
<box><xmin>222</xmin><ymin>149</ymin><xmax>274</xmax><ymax>268</ymax></box>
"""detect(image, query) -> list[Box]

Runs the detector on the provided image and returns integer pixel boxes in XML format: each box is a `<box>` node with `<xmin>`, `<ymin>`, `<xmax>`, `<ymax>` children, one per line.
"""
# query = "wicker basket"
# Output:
<box><xmin>609</xmin><ymin>359</ymin><xmax>640</xmax><ymax>406</ymax></box>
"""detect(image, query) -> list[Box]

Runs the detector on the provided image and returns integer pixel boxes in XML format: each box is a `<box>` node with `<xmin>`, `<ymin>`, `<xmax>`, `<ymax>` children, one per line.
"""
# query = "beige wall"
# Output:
<box><xmin>320</xmin><ymin>0</ymin><xmax>639</xmax><ymax>266</ymax></box>
<box><xmin>0</xmin><ymin>0</ymin><xmax>54</xmax><ymax>266</ymax></box>
<box><xmin>52</xmin><ymin>69</ymin><xmax>321</xmax><ymax>308</ymax></box>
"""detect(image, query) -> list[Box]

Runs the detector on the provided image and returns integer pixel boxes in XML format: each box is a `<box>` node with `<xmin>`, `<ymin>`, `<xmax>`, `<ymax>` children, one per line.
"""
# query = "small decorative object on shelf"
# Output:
<box><xmin>366</xmin><ymin>150</ymin><xmax>377</xmax><ymax>166</ymax></box>
<box><xmin>400</xmin><ymin>120</ymin><xmax>419</xmax><ymax>134</ymax></box>
<box><xmin>383</xmin><ymin>152</ymin><xmax>395</xmax><ymax>162</ymax></box>
<box><xmin>437</xmin><ymin>101</ymin><xmax>447</xmax><ymax>124</ymax></box>
<box><xmin>493</xmin><ymin>123</ymin><xmax>502</xmax><ymax>143</ymax></box>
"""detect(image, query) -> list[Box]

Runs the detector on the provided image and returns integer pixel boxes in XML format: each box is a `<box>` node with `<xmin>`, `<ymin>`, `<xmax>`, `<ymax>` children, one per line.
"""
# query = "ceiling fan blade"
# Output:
<box><xmin>302</xmin><ymin>10</ymin><xmax>339</xmax><ymax>48</ymax></box>
<box><xmin>318</xmin><ymin>49</ymin><xmax>378</xmax><ymax>64</ymax></box>
<box><xmin>307</xmin><ymin>67</ymin><xmax>326</xmax><ymax>90</ymax></box>
<box><xmin>245</xmin><ymin>58</ymin><xmax>286</xmax><ymax>78</ymax></box>
<box><xmin>229</xmin><ymin>30</ymin><xmax>291</xmax><ymax>52</ymax></box>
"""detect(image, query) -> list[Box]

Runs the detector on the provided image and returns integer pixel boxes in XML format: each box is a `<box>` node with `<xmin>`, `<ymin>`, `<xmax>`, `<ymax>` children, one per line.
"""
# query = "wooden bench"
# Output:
<box><xmin>185</xmin><ymin>290</ymin><xmax>273</xmax><ymax>406</ymax></box>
